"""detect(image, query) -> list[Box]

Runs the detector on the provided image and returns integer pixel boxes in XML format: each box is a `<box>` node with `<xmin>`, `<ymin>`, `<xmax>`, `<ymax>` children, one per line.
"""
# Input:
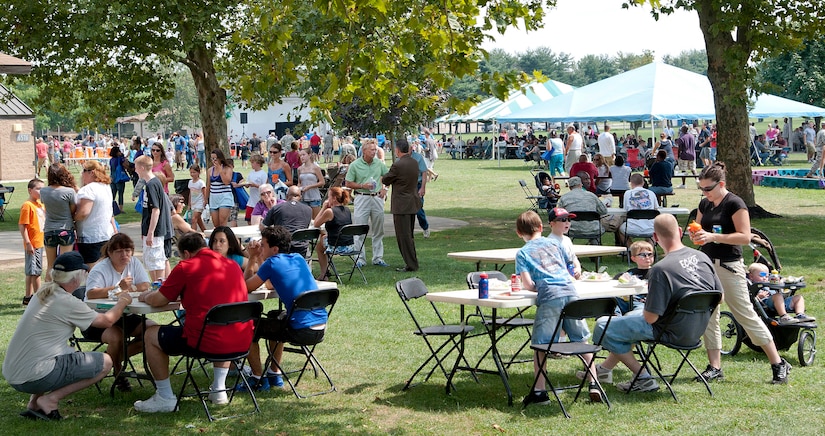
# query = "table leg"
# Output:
<box><xmin>446</xmin><ymin>305</ymin><xmax>466</xmax><ymax>396</ymax></box>
<box><xmin>488</xmin><ymin>308</ymin><xmax>514</xmax><ymax>406</ymax></box>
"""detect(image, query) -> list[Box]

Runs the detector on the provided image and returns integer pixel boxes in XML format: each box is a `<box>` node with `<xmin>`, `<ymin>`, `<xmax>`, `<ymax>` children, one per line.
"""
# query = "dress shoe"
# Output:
<box><xmin>396</xmin><ymin>266</ymin><xmax>416</xmax><ymax>272</ymax></box>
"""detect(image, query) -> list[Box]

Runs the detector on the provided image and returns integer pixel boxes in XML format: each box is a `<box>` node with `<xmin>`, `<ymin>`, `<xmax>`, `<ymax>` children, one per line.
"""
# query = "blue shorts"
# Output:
<box><xmin>531</xmin><ymin>296</ymin><xmax>590</xmax><ymax>346</ymax></box>
<box><xmin>10</xmin><ymin>352</ymin><xmax>104</xmax><ymax>394</ymax></box>
<box><xmin>302</xmin><ymin>199</ymin><xmax>322</xmax><ymax>208</ymax></box>
<box><xmin>44</xmin><ymin>229</ymin><xmax>75</xmax><ymax>247</ymax></box>
<box><xmin>765</xmin><ymin>295</ymin><xmax>794</xmax><ymax>313</ymax></box>
<box><xmin>209</xmin><ymin>191</ymin><xmax>235</xmax><ymax>210</ymax></box>
<box><xmin>594</xmin><ymin>312</ymin><xmax>654</xmax><ymax>354</ymax></box>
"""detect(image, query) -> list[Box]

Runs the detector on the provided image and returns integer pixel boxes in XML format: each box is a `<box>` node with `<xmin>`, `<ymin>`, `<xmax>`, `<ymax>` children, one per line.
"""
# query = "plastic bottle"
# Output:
<box><xmin>478</xmin><ymin>273</ymin><xmax>489</xmax><ymax>299</ymax></box>
<box><xmin>769</xmin><ymin>269</ymin><xmax>780</xmax><ymax>285</ymax></box>
<box><xmin>367</xmin><ymin>176</ymin><xmax>377</xmax><ymax>192</ymax></box>
<box><xmin>687</xmin><ymin>220</ymin><xmax>703</xmax><ymax>245</ymax></box>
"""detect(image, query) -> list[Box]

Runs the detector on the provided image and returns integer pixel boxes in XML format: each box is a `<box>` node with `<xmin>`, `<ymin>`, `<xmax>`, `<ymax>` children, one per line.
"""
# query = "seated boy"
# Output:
<box><xmin>748</xmin><ymin>263</ymin><xmax>815</xmax><ymax>324</ymax></box>
<box><xmin>516</xmin><ymin>210</ymin><xmax>590</xmax><ymax>406</ymax></box>
<box><xmin>612</xmin><ymin>241</ymin><xmax>654</xmax><ymax>315</ymax></box>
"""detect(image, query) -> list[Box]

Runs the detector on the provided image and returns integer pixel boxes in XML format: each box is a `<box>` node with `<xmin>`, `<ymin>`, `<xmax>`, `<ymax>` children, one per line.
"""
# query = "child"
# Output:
<box><xmin>612</xmin><ymin>241</ymin><xmax>654</xmax><ymax>315</ymax></box>
<box><xmin>245</xmin><ymin>155</ymin><xmax>268</xmax><ymax>225</ymax></box>
<box><xmin>748</xmin><ymin>263</ymin><xmax>815</xmax><ymax>324</ymax></box>
<box><xmin>516</xmin><ymin>210</ymin><xmax>589</xmax><ymax>406</ymax></box>
<box><xmin>545</xmin><ymin>207</ymin><xmax>581</xmax><ymax>279</ymax></box>
<box><xmin>540</xmin><ymin>178</ymin><xmax>560</xmax><ymax>210</ymax></box>
<box><xmin>18</xmin><ymin>179</ymin><xmax>45</xmax><ymax>305</ymax></box>
<box><xmin>188</xmin><ymin>164</ymin><xmax>207</xmax><ymax>232</ymax></box>
<box><xmin>135</xmin><ymin>155</ymin><xmax>173</xmax><ymax>280</ymax></box>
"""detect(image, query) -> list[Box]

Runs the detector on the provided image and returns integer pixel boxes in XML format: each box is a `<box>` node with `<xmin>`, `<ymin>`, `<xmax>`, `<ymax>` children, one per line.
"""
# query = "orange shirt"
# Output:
<box><xmin>19</xmin><ymin>199</ymin><xmax>45</xmax><ymax>249</ymax></box>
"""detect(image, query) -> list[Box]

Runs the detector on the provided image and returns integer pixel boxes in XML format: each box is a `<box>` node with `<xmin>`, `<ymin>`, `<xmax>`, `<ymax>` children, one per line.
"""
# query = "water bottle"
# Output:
<box><xmin>769</xmin><ymin>269</ymin><xmax>780</xmax><ymax>285</ymax></box>
<box><xmin>478</xmin><ymin>273</ymin><xmax>489</xmax><ymax>299</ymax></box>
<box><xmin>567</xmin><ymin>262</ymin><xmax>576</xmax><ymax>277</ymax></box>
<box><xmin>368</xmin><ymin>176</ymin><xmax>377</xmax><ymax>192</ymax></box>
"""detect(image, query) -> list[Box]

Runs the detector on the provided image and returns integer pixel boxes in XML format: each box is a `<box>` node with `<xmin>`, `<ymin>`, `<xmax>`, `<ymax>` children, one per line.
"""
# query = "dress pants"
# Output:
<box><xmin>393</xmin><ymin>213</ymin><xmax>418</xmax><ymax>271</ymax></box>
<box><xmin>352</xmin><ymin>194</ymin><xmax>385</xmax><ymax>264</ymax></box>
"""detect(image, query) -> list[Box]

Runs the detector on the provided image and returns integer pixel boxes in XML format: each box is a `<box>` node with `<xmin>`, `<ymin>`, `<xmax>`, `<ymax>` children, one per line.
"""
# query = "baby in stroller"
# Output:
<box><xmin>748</xmin><ymin>263</ymin><xmax>816</xmax><ymax>325</ymax></box>
<box><xmin>537</xmin><ymin>173</ymin><xmax>560</xmax><ymax>210</ymax></box>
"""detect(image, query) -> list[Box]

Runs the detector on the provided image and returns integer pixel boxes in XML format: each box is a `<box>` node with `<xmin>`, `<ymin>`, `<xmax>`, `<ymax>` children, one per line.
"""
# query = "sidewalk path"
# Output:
<box><xmin>0</xmin><ymin>215</ymin><xmax>467</xmax><ymax>263</ymax></box>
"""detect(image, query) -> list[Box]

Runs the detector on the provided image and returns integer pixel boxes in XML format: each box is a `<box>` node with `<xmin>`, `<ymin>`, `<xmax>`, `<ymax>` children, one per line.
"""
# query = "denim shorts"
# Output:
<box><xmin>531</xmin><ymin>296</ymin><xmax>591</xmax><ymax>345</ymax></box>
<box><xmin>209</xmin><ymin>191</ymin><xmax>235</xmax><ymax>210</ymax></box>
<box><xmin>44</xmin><ymin>229</ymin><xmax>75</xmax><ymax>247</ymax></box>
<box><xmin>594</xmin><ymin>312</ymin><xmax>654</xmax><ymax>355</ymax></box>
<box><xmin>302</xmin><ymin>199</ymin><xmax>322</xmax><ymax>208</ymax></box>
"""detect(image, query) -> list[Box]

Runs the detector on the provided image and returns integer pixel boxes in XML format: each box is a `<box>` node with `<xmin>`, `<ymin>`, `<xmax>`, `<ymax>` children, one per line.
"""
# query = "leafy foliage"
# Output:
<box><xmin>757</xmin><ymin>39</ymin><xmax>825</xmax><ymax>108</ymax></box>
<box><xmin>663</xmin><ymin>49</ymin><xmax>708</xmax><ymax>75</ymax></box>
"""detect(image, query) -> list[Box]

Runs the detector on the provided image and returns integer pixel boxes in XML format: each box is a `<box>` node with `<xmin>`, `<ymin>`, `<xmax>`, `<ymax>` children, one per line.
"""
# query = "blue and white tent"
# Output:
<box><xmin>436</xmin><ymin>80</ymin><xmax>575</xmax><ymax>123</ymax></box>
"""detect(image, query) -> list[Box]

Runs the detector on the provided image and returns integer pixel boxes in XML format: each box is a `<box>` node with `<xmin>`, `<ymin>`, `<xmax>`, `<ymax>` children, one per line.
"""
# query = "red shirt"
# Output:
<box><xmin>36</xmin><ymin>141</ymin><xmax>48</xmax><ymax>158</ymax></box>
<box><xmin>310</xmin><ymin>134</ymin><xmax>321</xmax><ymax>147</ymax></box>
<box><xmin>569</xmin><ymin>161</ymin><xmax>599</xmax><ymax>193</ymax></box>
<box><xmin>159</xmin><ymin>248</ymin><xmax>252</xmax><ymax>354</ymax></box>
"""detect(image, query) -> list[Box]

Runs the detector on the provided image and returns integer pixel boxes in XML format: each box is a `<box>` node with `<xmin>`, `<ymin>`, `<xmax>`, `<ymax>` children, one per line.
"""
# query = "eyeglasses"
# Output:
<box><xmin>698</xmin><ymin>182</ymin><xmax>719</xmax><ymax>192</ymax></box>
<box><xmin>553</xmin><ymin>218</ymin><xmax>570</xmax><ymax>222</ymax></box>
<box><xmin>260</xmin><ymin>191</ymin><xmax>274</xmax><ymax>196</ymax></box>
<box><xmin>635</xmin><ymin>252</ymin><xmax>655</xmax><ymax>258</ymax></box>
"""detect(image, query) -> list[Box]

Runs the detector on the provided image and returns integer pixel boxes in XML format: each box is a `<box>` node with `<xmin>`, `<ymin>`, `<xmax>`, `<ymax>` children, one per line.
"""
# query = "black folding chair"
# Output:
<box><xmin>466</xmin><ymin>271</ymin><xmax>533</xmax><ymax>368</ymax></box>
<box><xmin>627</xmin><ymin>290</ymin><xmax>722</xmax><ymax>402</ymax></box>
<box><xmin>175</xmin><ymin>301</ymin><xmax>263</xmax><ymax>422</ymax></box>
<box><xmin>526</xmin><ymin>298</ymin><xmax>617</xmax><ymax>418</ymax></box>
<box><xmin>291</xmin><ymin>228</ymin><xmax>321</xmax><ymax>263</ymax></box>
<box><xmin>0</xmin><ymin>185</ymin><xmax>14</xmax><ymax>222</ymax></box>
<box><xmin>567</xmin><ymin>210</ymin><xmax>606</xmax><ymax>269</ymax></box>
<box><xmin>326</xmin><ymin>224</ymin><xmax>369</xmax><ymax>284</ymax></box>
<box><xmin>681</xmin><ymin>208</ymin><xmax>698</xmax><ymax>242</ymax></box>
<box><xmin>623</xmin><ymin>209</ymin><xmax>660</xmax><ymax>264</ymax></box>
<box><xmin>396</xmin><ymin>278</ymin><xmax>476</xmax><ymax>390</ymax></box>
<box><xmin>262</xmin><ymin>288</ymin><xmax>339</xmax><ymax>398</ymax></box>
<box><xmin>519</xmin><ymin>180</ymin><xmax>545</xmax><ymax>215</ymax></box>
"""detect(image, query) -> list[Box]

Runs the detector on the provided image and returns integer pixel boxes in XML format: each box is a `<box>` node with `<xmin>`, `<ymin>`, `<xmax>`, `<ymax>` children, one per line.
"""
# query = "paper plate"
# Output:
<box><xmin>581</xmin><ymin>278</ymin><xmax>611</xmax><ymax>282</ymax></box>
<box><xmin>615</xmin><ymin>283</ymin><xmax>645</xmax><ymax>288</ymax></box>
<box><xmin>490</xmin><ymin>294</ymin><xmax>527</xmax><ymax>300</ymax></box>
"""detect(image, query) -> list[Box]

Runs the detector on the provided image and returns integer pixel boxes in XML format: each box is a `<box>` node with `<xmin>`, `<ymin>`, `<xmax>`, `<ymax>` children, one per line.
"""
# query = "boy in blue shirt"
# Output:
<box><xmin>516</xmin><ymin>210</ymin><xmax>589</xmax><ymax>406</ymax></box>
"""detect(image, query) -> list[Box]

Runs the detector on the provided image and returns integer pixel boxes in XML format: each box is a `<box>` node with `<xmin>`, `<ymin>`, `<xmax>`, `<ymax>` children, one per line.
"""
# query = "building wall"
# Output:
<box><xmin>0</xmin><ymin>118</ymin><xmax>36</xmax><ymax>181</ymax></box>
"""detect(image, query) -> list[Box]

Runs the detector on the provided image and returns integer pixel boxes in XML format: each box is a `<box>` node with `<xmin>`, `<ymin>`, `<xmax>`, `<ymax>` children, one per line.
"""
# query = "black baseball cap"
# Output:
<box><xmin>53</xmin><ymin>252</ymin><xmax>90</xmax><ymax>272</ymax></box>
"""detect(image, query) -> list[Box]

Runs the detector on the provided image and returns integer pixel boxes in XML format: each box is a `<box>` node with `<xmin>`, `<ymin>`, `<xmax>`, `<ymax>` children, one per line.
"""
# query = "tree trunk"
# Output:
<box><xmin>185</xmin><ymin>44</ymin><xmax>229</xmax><ymax>158</ymax></box>
<box><xmin>696</xmin><ymin>1</ymin><xmax>755</xmax><ymax>206</ymax></box>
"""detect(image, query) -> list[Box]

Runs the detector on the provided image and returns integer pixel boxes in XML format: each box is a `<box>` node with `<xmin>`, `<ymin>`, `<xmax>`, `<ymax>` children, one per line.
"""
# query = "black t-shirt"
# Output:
<box><xmin>698</xmin><ymin>192</ymin><xmax>747</xmax><ymax>261</ymax></box>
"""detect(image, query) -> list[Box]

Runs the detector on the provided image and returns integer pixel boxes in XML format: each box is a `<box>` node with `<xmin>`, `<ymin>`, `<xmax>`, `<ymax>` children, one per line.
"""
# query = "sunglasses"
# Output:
<box><xmin>698</xmin><ymin>182</ymin><xmax>719</xmax><ymax>192</ymax></box>
<box><xmin>635</xmin><ymin>252</ymin><xmax>655</xmax><ymax>258</ymax></box>
<box><xmin>152</xmin><ymin>149</ymin><xmax>162</xmax><ymax>152</ymax></box>
<box><xmin>270</xmin><ymin>150</ymin><xmax>281</xmax><ymax>154</ymax></box>
<box><xmin>553</xmin><ymin>218</ymin><xmax>570</xmax><ymax>222</ymax></box>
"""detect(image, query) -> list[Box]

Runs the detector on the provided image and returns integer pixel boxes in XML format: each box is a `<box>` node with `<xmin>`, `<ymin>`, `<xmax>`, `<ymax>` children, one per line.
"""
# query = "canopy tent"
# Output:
<box><xmin>435</xmin><ymin>79</ymin><xmax>574</xmax><ymax>123</ymax></box>
<box><xmin>498</xmin><ymin>62</ymin><xmax>825</xmax><ymax>123</ymax></box>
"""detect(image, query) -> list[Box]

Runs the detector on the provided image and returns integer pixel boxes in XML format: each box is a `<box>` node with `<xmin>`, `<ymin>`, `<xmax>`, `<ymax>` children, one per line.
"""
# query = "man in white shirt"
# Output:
<box><xmin>618</xmin><ymin>173</ymin><xmax>657</xmax><ymax>247</ymax></box>
<box><xmin>564</xmin><ymin>125</ymin><xmax>583</xmax><ymax>174</ymax></box>
<box><xmin>598</xmin><ymin>125</ymin><xmax>616</xmax><ymax>166</ymax></box>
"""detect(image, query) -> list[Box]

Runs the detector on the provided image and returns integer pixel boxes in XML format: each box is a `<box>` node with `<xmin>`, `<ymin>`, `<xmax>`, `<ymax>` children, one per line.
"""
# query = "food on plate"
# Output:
<box><xmin>617</xmin><ymin>272</ymin><xmax>640</xmax><ymax>285</ymax></box>
<box><xmin>580</xmin><ymin>271</ymin><xmax>611</xmax><ymax>281</ymax></box>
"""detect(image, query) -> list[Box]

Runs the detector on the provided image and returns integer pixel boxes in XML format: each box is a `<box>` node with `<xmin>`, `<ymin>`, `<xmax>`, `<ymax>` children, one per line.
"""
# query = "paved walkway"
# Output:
<box><xmin>0</xmin><ymin>214</ymin><xmax>467</xmax><ymax>263</ymax></box>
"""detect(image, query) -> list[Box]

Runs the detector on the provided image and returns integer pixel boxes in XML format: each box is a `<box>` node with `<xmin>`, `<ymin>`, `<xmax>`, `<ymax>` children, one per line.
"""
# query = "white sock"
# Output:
<box><xmin>266</xmin><ymin>368</ymin><xmax>282</xmax><ymax>376</ymax></box>
<box><xmin>155</xmin><ymin>378</ymin><xmax>174</xmax><ymax>399</ymax></box>
<box><xmin>212</xmin><ymin>367</ymin><xmax>229</xmax><ymax>391</ymax></box>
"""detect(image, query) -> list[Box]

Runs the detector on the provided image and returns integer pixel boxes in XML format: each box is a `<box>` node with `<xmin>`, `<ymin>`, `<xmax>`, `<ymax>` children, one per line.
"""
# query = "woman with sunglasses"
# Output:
<box><xmin>267</xmin><ymin>144</ymin><xmax>293</xmax><ymax>192</ymax></box>
<box><xmin>205</xmin><ymin>148</ymin><xmax>234</xmax><ymax>228</ymax></box>
<box><xmin>149</xmin><ymin>143</ymin><xmax>174</xmax><ymax>193</ymax></box>
<box><xmin>692</xmin><ymin>162</ymin><xmax>791</xmax><ymax>384</ymax></box>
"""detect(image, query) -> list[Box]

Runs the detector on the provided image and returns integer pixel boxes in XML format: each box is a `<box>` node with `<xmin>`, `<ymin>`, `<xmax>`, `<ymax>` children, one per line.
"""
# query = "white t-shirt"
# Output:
<box><xmin>598</xmin><ymin>132</ymin><xmax>616</xmax><ymax>156</ymax></box>
<box><xmin>246</xmin><ymin>169</ymin><xmax>268</xmax><ymax>207</ymax></box>
<box><xmin>547</xmin><ymin>233</ymin><xmax>577</xmax><ymax>267</ymax></box>
<box><xmin>85</xmin><ymin>256</ymin><xmax>151</xmax><ymax>299</ymax></box>
<box><xmin>188</xmin><ymin>179</ymin><xmax>206</xmax><ymax>209</ymax></box>
<box><xmin>2</xmin><ymin>289</ymin><xmax>97</xmax><ymax>384</ymax></box>
<box><xmin>76</xmin><ymin>182</ymin><xmax>115</xmax><ymax>243</ymax></box>
<box><xmin>623</xmin><ymin>187</ymin><xmax>657</xmax><ymax>235</ymax></box>
<box><xmin>610</xmin><ymin>165</ymin><xmax>632</xmax><ymax>190</ymax></box>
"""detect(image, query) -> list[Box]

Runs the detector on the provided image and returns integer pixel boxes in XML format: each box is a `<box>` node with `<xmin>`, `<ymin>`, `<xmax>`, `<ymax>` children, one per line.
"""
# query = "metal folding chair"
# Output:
<box><xmin>623</xmin><ymin>209</ymin><xmax>660</xmax><ymax>264</ymax></box>
<box><xmin>567</xmin><ymin>210</ymin><xmax>606</xmax><ymax>269</ymax></box>
<box><xmin>262</xmin><ymin>288</ymin><xmax>339</xmax><ymax>398</ymax></box>
<box><xmin>0</xmin><ymin>185</ymin><xmax>15</xmax><ymax>221</ymax></box>
<box><xmin>291</xmin><ymin>228</ymin><xmax>321</xmax><ymax>263</ymax></box>
<box><xmin>176</xmin><ymin>301</ymin><xmax>263</xmax><ymax>422</ymax></box>
<box><xmin>326</xmin><ymin>224</ymin><xmax>369</xmax><ymax>284</ymax></box>
<box><xmin>395</xmin><ymin>278</ymin><xmax>476</xmax><ymax>391</ymax></box>
<box><xmin>526</xmin><ymin>298</ymin><xmax>617</xmax><ymax>418</ymax></box>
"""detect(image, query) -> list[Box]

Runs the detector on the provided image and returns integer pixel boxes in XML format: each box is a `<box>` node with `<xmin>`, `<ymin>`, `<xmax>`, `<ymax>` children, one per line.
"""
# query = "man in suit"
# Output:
<box><xmin>383</xmin><ymin>138</ymin><xmax>423</xmax><ymax>272</ymax></box>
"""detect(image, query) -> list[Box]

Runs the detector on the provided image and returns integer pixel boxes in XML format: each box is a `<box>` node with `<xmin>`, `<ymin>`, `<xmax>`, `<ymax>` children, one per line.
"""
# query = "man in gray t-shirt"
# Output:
<box><xmin>581</xmin><ymin>214</ymin><xmax>721</xmax><ymax>394</ymax></box>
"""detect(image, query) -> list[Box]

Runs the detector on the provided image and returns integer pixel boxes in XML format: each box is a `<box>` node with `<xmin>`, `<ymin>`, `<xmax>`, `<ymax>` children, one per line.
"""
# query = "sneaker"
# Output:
<box><xmin>522</xmin><ymin>390</ymin><xmax>551</xmax><ymax>407</ymax></box>
<box><xmin>796</xmin><ymin>313</ymin><xmax>816</xmax><ymax>322</ymax></box>
<box><xmin>423</xmin><ymin>229</ymin><xmax>431</xmax><ymax>238</ymax></box>
<box><xmin>617</xmin><ymin>377</ymin><xmax>660</xmax><ymax>393</ymax></box>
<box><xmin>266</xmin><ymin>373</ymin><xmax>284</xmax><ymax>388</ymax></box>
<box><xmin>771</xmin><ymin>359</ymin><xmax>791</xmax><ymax>384</ymax></box>
<box><xmin>778</xmin><ymin>314</ymin><xmax>801</xmax><ymax>325</ymax></box>
<box><xmin>355</xmin><ymin>260</ymin><xmax>366</xmax><ymax>268</ymax></box>
<box><xmin>373</xmin><ymin>260</ymin><xmax>389</xmax><ymax>267</ymax></box>
<box><xmin>208</xmin><ymin>390</ymin><xmax>229</xmax><ymax>405</ymax></box>
<box><xmin>235</xmin><ymin>376</ymin><xmax>270</xmax><ymax>392</ymax></box>
<box><xmin>22</xmin><ymin>296</ymin><xmax>31</xmax><ymax>306</ymax></box>
<box><xmin>588</xmin><ymin>383</ymin><xmax>603</xmax><ymax>403</ymax></box>
<box><xmin>134</xmin><ymin>393</ymin><xmax>178</xmax><ymax>413</ymax></box>
<box><xmin>676</xmin><ymin>184</ymin><xmax>686</xmax><ymax>189</ymax></box>
<box><xmin>694</xmin><ymin>365</ymin><xmax>724</xmax><ymax>382</ymax></box>
<box><xmin>575</xmin><ymin>364</ymin><xmax>613</xmax><ymax>384</ymax></box>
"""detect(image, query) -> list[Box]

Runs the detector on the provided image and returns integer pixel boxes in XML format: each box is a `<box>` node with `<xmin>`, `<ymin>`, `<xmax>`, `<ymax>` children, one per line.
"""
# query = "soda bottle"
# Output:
<box><xmin>478</xmin><ymin>273</ymin><xmax>489</xmax><ymax>299</ymax></box>
<box><xmin>510</xmin><ymin>274</ymin><xmax>521</xmax><ymax>292</ymax></box>
<box><xmin>687</xmin><ymin>220</ymin><xmax>703</xmax><ymax>245</ymax></box>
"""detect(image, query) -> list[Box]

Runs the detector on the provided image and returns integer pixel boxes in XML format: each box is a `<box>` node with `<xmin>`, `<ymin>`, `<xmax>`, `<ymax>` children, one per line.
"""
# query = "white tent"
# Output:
<box><xmin>498</xmin><ymin>62</ymin><xmax>825</xmax><ymax>123</ymax></box>
<box><xmin>436</xmin><ymin>79</ymin><xmax>574</xmax><ymax>123</ymax></box>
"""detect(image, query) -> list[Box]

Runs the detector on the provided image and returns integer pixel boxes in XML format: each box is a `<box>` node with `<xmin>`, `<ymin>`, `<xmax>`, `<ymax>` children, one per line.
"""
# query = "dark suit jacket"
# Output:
<box><xmin>382</xmin><ymin>154</ymin><xmax>422</xmax><ymax>214</ymax></box>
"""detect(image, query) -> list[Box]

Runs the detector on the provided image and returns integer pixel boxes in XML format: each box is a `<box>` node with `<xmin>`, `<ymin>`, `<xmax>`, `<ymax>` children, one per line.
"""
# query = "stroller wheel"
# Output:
<box><xmin>720</xmin><ymin>311</ymin><xmax>742</xmax><ymax>356</ymax></box>
<box><xmin>798</xmin><ymin>329</ymin><xmax>816</xmax><ymax>367</ymax></box>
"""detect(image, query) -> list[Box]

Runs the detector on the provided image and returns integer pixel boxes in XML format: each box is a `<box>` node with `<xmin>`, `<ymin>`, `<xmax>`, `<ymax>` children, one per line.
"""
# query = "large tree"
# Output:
<box><xmin>757</xmin><ymin>39</ymin><xmax>825</xmax><ymax>108</ymax></box>
<box><xmin>1</xmin><ymin>1</ymin><xmax>555</xmax><ymax>155</ymax></box>
<box><xmin>636</xmin><ymin>0</ymin><xmax>825</xmax><ymax>211</ymax></box>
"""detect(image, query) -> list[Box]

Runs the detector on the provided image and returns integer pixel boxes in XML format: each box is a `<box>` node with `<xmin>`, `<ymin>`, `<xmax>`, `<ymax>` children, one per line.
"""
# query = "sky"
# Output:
<box><xmin>483</xmin><ymin>0</ymin><xmax>705</xmax><ymax>61</ymax></box>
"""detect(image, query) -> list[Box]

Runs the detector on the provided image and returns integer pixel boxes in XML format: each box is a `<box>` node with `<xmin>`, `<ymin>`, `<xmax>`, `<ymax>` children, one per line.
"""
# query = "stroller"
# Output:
<box><xmin>533</xmin><ymin>171</ymin><xmax>560</xmax><ymax>212</ymax></box>
<box><xmin>719</xmin><ymin>228</ymin><xmax>817</xmax><ymax>366</ymax></box>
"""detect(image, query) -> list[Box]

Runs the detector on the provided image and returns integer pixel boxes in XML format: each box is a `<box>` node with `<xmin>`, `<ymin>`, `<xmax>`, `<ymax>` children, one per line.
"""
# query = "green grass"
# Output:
<box><xmin>2</xmin><ymin>156</ymin><xmax>825</xmax><ymax>433</ymax></box>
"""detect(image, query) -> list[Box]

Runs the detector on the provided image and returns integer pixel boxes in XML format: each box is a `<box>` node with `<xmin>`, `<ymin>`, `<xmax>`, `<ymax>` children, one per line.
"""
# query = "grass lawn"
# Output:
<box><xmin>1</xmin><ymin>154</ymin><xmax>825</xmax><ymax>433</ymax></box>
